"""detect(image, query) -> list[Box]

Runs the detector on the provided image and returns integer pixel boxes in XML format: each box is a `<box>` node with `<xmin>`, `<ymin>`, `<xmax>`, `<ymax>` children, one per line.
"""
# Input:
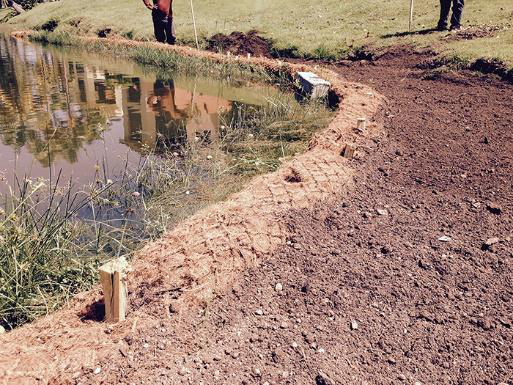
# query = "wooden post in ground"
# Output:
<box><xmin>357</xmin><ymin>118</ymin><xmax>367</xmax><ymax>132</ymax></box>
<box><xmin>342</xmin><ymin>143</ymin><xmax>356</xmax><ymax>159</ymax></box>
<box><xmin>409</xmin><ymin>0</ymin><xmax>414</xmax><ymax>32</ymax></box>
<box><xmin>190</xmin><ymin>0</ymin><xmax>199</xmax><ymax>49</ymax></box>
<box><xmin>99</xmin><ymin>257</ymin><xmax>129</xmax><ymax>322</ymax></box>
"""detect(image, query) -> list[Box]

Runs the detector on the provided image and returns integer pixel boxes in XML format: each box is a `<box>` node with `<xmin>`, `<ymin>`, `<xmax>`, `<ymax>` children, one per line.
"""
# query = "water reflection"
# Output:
<box><xmin>0</xmin><ymin>35</ymin><xmax>279</xmax><ymax>192</ymax></box>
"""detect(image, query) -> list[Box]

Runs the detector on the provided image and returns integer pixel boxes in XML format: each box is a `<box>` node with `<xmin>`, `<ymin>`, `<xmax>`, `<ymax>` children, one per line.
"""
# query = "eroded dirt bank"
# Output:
<box><xmin>74</xmin><ymin>49</ymin><xmax>513</xmax><ymax>385</ymax></box>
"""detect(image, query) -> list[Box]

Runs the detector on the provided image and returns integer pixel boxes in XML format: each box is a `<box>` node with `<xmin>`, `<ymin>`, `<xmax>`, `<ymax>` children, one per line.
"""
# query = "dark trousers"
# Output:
<box><xmin>438</xmin><ymin>0</ymin><xmax>465</xmax><ymax>29</ymax></box>
<box><xmin>152</xmin><ymin>8</ymin><xmax>176</xmax><ymax>45</ymax></box>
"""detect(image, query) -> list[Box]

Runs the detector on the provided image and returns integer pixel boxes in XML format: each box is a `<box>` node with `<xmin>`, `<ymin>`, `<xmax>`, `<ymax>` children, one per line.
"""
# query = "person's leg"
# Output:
<box><xmin>152</xmin><ymin>9</ymin><xmax>166</xmax><ymax>43</ymax></box>
<box><xmin>450</xmin><ymin>0</ymin><xmax>465</xmax><ymax>30</ymax></box>
<box><xmin>163</xmin><ymin>15</ymin><xmax>176</xmax><ymax>45</ymax></box>
<box><xmin>437</xmin><ymin>0</ymin><xmax>451</xmax><ymax>30</ymax></box>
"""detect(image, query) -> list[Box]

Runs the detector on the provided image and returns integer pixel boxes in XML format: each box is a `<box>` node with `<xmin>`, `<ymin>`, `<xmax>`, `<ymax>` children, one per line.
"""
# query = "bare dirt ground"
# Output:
<box><xmin>73</xmin><ymin>49</ymin><xmax>513</xmax><ymax>385</ymax></box>
<box><xmin>1</xmin><ymin>44</ymin><xmax>512</xmax><ymax>385</ymax></box>
<box><xmin>207</xmin><ymin>30</ymin><xmax>274</xmax><ymax>58</ymax></box>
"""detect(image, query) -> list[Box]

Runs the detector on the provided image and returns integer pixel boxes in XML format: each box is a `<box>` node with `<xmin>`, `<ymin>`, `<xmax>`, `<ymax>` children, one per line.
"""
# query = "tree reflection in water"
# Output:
<box><xmin>0</xmin><ymin>35</ymin><xmax>277</xmax><ymax>193</ymax></box>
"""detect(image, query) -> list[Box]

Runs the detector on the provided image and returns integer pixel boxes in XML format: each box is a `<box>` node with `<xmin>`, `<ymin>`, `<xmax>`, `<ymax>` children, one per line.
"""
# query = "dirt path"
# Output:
<box><xmin>71</xmin><ymin>49</ymin><xmax>513</xmax><ymax>385</ymax></box>
<box><xmin>2</xmin><ymin>45</ymin><xmax>512</xmax><ymax>385</ymax></box>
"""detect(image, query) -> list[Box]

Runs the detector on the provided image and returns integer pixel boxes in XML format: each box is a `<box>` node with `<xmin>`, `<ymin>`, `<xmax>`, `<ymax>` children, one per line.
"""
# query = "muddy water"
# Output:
<box><xmin>0</xmin><ymin>34</ymin><xmax>285</xmax><ymax>195</ymax></box>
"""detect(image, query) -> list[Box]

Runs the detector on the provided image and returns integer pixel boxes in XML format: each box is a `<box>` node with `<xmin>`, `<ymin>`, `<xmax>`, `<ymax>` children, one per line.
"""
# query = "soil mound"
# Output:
<box><xmin>443</xmin><ymin>25</ymin><xmax>506</xmax><ymax>41</ymax></box>
<box><xmin>207</xmin><ymin>30</ymin><xmax>274</xmax><ymax>58</ymax></box>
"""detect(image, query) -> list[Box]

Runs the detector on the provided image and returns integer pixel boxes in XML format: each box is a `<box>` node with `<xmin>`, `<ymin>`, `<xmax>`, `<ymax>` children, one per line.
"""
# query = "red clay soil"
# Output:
<box><xmin>2</xmin><ymin>46</ymin><xmax>512</xmax><ymax>385</ymax></box>
<box><xmin>71</xmin><ymin>49</ymin><xmax>513</xmax><ymax>384</ymax></box>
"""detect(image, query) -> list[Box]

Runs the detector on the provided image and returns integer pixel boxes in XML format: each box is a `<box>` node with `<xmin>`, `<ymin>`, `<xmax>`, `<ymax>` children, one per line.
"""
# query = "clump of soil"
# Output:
<box><xmin>207</xmin><ymin>30</ymin><xmax>274</xmax><ymax>58</ymax></box>
<box><xmin>443</xmin><ymin>25</ymin><xmax>506</xmax><ymax>41</ymax></box>
<box><xmin>470</xmin><ymin>58</ymin><xmax>513</xmax><ymax>82</ymax></box>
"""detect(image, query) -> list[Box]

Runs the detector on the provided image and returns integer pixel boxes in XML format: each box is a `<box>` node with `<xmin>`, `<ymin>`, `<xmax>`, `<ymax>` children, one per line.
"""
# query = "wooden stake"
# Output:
<box><xmin>342</xmin><ymin>144</ymin><xmax>356</xmax><ymax>159</ymax></box>
<box><xmin>190</xmin><ymin>0</ymin><xmax>199</xmax><ymax>49</ymax></box>
<box><xmin>99</xmin><ymin>257</ymin><xmax>128</xmax><ymax>322</ymax></box>
<box><xmin>357</xmin><ymin>118</ymin><xmax>367</xmax><ymax>132</ymax></box>
<box><xmin>409</xmin><ymin>0</ymin><xmax>414</xmax><ymax>32</ymax></box>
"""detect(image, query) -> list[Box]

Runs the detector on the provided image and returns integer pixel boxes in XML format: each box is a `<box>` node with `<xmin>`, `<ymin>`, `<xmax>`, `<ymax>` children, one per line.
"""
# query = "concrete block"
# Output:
<box><xmin>296</xmin><ymin>71</ymin><xmax>331</xmax><ymax>99</ymax></box>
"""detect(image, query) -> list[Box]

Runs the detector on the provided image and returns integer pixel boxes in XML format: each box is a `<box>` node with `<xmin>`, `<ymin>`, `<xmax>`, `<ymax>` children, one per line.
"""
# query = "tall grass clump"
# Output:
<box><xmin>0</xmin><ymin>177</ymin><xmax>101</xmax><ymax>329</ymax></box>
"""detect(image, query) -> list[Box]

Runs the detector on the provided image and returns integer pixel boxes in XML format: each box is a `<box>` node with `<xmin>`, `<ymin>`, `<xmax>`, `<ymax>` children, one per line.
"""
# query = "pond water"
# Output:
<box><xmin>0</xmin><ymin>34</ymin><xmax>287</xmax><ymax>196</ymax></box>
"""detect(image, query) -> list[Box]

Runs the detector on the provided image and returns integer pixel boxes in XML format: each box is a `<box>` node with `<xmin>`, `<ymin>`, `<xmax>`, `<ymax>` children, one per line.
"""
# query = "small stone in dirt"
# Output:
<box><xmin>376</xmin><ymin>208</ymin><xmax>388</xmax><ymax>216</ymax></box>
<box><xmin>317</xmin><ymin>347</ymin><xmax>325</xmax><ymax>353</ymax></box>
<box><xmin>303</xmin><ymin>332</ymin><xmax>314</xmax><ymax>344</ymax></box>
<box><xmin>350</xmin><ymin>320</ymin><xmax>359</xmax><ymax>330</ymax></box>
<box><xmin>398</xmin><ymin>374</ymin><xmax>406</xmax><ymax>381</ymax></box>
<box><xmin>123</xmin><ymin>335</ymin><xmax>133</xmax><ymax>345</ymax></box>
<box><xmin>94</xmin><ymin>367</ymin><xmax>101</xmax><ymax>375</ymax></box>
<box><xmin>414</xmin><ymin>382</ymin><xmax>422</xmax><ymax>385</ymax></box>
<box><xmin>380</xmin><ymin>246</ymin><xmax>391</xmax><ymax>255</ymax></box>
<box><xmin>255</xmin><ymin>309</ymin><xmax>264</xmax><ymax>316</ymax></box>
<box><xmin>280</xmin><ymin>321</ymin><xmax>288</xmax><ymax>329</ymax></box>
<box><xmin>275</xmin><ymin>283</ymin><xmax>283</xmax><ymax>292</ymax></box>
<box><xmin>291</xmin><ymin>341</ymin><xmax>298</xmax><ymax>348</ymax></box>
<box><xmin>143</xmin><ymin>343</ymin><xmax>149</xmax><ymax>349</ymax></box>
<box><xmin>418</xmin><ymin>259</ymin><xmax>432</xmax><ymax>270</ymax></box>
<box><xmin>486</xmin><ymin>202</ymin><xmax>502</xmax><ymax>215</ymax></box>
<box><xmin>253</xmin><ymin>367</ymin><xmax>261</xmax><ymax>376</ymax></box>
<box><xmin>119</xmin><ymin>346</ymin><xmax>129</xmax><ymax>357</ymax></box>
<box><xmin>472</xmin><ymin>318</ymin><xmax>493</xmax><ymax>330</ymax></box>
<box><xmin>482</xmin><ymin>237</ymin><xmax>500</xmax><ymax>251</ymax></box>
<box><xmin>388</xmin><ymin>357</ymin><xmax>397</xmax><ymax>365</ymax></box>
<box><xmin>0</xmin><ymin>325</ymin><xmax>5</xmax><ymax>334</ymax></box>
<box><xmin>178</xmin><ymin>366</ymin><xmax>188</xmax><ymax>376</ymax></box>
<box><xmin>438</xmin><ymin>235</ymin><xmax>452</xmax><ymax>242</ymax></box>
<box><xmin>316</xmin><ymin>372</ymin><xmax>333</xmax><ymax>385</ymax></box>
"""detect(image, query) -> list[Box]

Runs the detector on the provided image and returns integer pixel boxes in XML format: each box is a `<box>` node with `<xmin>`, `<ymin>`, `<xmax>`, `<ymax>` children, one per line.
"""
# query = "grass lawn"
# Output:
<box><xmin>5</xmin><ymin>0</ymin><xmax>513</xmax><ymax>65</ymax></box>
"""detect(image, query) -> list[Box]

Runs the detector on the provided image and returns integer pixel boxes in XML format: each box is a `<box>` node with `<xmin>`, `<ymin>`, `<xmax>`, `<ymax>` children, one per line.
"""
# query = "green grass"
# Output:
<box><xmin>0</xmin><ymin>8</ymin><xmax>15</xmax><ymax>22</ymax></box>
<box><xmin>5</xmin><ymin>0</ymin><xmax>513</xmax><ymax>67</ymax></box>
